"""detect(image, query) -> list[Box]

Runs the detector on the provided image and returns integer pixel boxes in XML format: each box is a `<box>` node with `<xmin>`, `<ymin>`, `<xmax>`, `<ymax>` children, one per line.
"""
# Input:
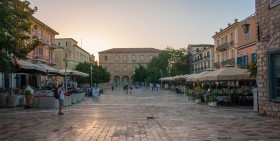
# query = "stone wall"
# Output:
<box><xmin>256</xmin><ymin>0</ymin><xmax>280</xmax><ymax>118</ymax></box>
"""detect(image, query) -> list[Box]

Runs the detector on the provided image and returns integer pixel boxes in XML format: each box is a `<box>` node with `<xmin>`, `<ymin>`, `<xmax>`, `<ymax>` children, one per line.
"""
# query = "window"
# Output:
<box><xmin>230</xmin><ymin>32</ymin><xmax>234</xmax><ymax>41</ymax></box>
<box><xmin>243</xmin><ymin>54</ymin><xmax>248</xmax><ymax>66</ymax></box>
<box><xmin>66</xmin><ymin>42</ymin><xmax>68</xmax><ymax>46</ymax></box>
<box><xmin>226</xmin><ymin>52</ymin><xmax>228</xmax><ymax>60</ymax></box>
<box><xmin>123</xmin><ymin>56</ymin><xmax>127</xmax><ymax>61</ymax></box>
<box><xmin>141</xmin><ymin>55</ymin><xmax>144</xmax><ymax>61</ymax></box>
<box><xmin>217</xmin><ymin>40</ymin><xmax>220</xmax><ymax>46</ymax></box>
<box><xmin>251</xmin><ymin>52</ymin><xmax>257</xmax><ymax>62</ymax></box>
<box><xmin>245</xmin><ymin>32</ymin><xmax>250</xmax><ymax>39</ymax></box>
<box><xmin>217</xmin><ymin>54</ymin><xmax>220</xmax><ymax>62</ymax></box>
<box><xmin>105</xmin><ymin>56</ymin><xmax>108</xmax><ymax>61</ymax></box>
<box><xmin>49</xmin><ymin>51</ymin><xmax>53</xmax><ymax>63</ymax></box>
<box><xmin>231</xmin><ymin>50</ymin><xmax>234</xmax><ymax>59</ymax></box>
<box><xmin>115</xmin><ymin>55</ymin><xmax>119</xmax><ymax>61</ymax></box>
<box><xmin>48</xmin><ymin>35</ymin><xmax>51</xmax><ymax>43</ymax></box>
<box><xmin>222</xmin><ymin>53</ymin><xmax>225</xmax><ymax>61</ymax></box>
<box><xmin>58</xmin><ymin>42</ymin><xmax>60</xmax><ymax>47</ymax></box>
<box><xmin>150</xmin><ymin>55</ymin><xmax>153</xmax><ymax>61</ymax></box>
<box><xmin>268</xmin><ymin>51</ymin><xmax>280</xmax><ymax>101</ymax></box>
<box><xmin>38</xmin><ymin>29</ymin><xmax>42</xmax><ymax>39</ymax></box>
<box><xmin>225</xmin><ymin>36</ymin><xmax>228</xmax><ymax>43</ymax></box>
<box><xmin>115</xmin><ymin>66</ymin><xmax>118</xmax><ymax>72</ymax></box>
<box><xmin>123</xmin><ymin>66</ymin><xmax>127</xmax><ymax>72</ymax></box>
<box><xmin>132</xmin><ymin>55</ymin><xmax>136</xmax><ymax>61</ymax></box>
<box><xmin>221</xmin><ymin>38</ymin><xmax>224</xmax><ymax>44</ymax></box>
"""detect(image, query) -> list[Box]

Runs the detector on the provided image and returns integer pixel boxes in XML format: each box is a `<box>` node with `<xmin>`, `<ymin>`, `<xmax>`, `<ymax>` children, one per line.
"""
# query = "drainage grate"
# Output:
<box><xmin>146</xmin><ymin>117</ymin><xmax>154</xmax><ymax>119</ymax></box>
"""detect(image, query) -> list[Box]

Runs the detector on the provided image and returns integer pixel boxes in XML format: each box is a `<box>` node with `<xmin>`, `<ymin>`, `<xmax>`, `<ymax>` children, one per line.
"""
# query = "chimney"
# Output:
<box><xmin>228</xmin><ymin>23</ymin><xmax>231</xmax><ymax>26</ymax></box>
<box><xmin>234</xmin><ymin>19</ymin><xmax>238</xmax><ymax>23</ymax></box>
<box><xmin>215</xmin><ymin>32</ymin><xmax>218</xmax><ymax>34</ymax></box>
<box><xmin>220</xmin><ymin>28</ymin><xmax>223</xmax><ymax>31</ymax></box>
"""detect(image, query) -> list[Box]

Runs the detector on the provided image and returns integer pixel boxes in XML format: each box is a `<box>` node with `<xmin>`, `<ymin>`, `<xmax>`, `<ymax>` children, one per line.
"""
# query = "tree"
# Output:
<box><xmin>133</xmin><ymin>65</ymin><xmax>147</xmax><ymax>83</ymax></box>
<box><xmin>145</xmin><ymin>46</ymin><xmax>189</xmax><ymax>83</ymax></box>
<box><xmin>0</xmin><ymin>0</ymin><xmax>38</xmax><ymax>73</ymax></box>
<box><xmin>75</xmin><ymin>62</ymin><xmax>111</xmax><ymax>85</ymax></box>
<box><xmin>246</xmin><ymin>60</ymin><xmax>257</xmax><ymax>78</ymax></box>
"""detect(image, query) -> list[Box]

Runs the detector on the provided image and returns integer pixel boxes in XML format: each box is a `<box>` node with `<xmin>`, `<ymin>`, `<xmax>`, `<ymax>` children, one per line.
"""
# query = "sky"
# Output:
<box><xmin>29</xmin><ymin>0</ymin><xmax>255</xmax><ymax>60</ymax></box>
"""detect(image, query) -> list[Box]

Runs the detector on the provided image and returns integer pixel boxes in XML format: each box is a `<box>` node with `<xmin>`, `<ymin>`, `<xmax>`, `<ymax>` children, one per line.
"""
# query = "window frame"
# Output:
<box><xmin>268</xmin><ymin>51</ymin><xmax>280</xmax><ymax>102</ymax></box>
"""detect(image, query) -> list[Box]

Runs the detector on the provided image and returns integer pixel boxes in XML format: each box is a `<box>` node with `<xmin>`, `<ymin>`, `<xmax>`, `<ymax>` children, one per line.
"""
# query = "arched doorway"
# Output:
<box><xmin>122</xmin><ymin>76</ymin><xmax>129</xmax><ymax>86</ymax></box>
<box><xmin>113</xmin><ymin>76</ymin><xmax>120</xmax><ymax>87</ymax></box>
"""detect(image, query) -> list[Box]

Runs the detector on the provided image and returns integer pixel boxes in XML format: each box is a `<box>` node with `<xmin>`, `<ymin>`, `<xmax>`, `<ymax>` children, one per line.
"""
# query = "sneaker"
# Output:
<box><xmin>58</xmin><ymin>112</ymin><xmax>64</xmax><ymax>115</ymax></box>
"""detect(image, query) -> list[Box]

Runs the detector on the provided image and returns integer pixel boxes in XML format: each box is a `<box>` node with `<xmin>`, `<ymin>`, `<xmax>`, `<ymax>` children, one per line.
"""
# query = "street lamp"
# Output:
<box><xmin>167</xmin><ymin>67</ymin><xmax>171</xmax><ymax>77</ymax></box>
<box><xmin>90</xmin><ymin>63</ymin><xmax>93</xmax><ymax>88</ymax></box>
<box><xmin>63</xmin><ymin>53</ymin><xmax>68</xmax><ymax>91</ymax></box>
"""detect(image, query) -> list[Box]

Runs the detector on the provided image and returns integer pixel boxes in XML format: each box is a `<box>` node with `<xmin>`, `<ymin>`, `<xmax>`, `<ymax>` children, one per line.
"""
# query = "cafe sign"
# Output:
<box><xmin>270</xmin><ymin>0</ymin><xmax>280</xmax><ymax>8</ymax></box>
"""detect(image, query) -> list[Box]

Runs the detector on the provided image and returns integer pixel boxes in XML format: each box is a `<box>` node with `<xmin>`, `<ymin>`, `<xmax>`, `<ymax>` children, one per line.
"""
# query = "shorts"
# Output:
<box><xmin>59</xmin><ymin>99</ymin><xmax>64</xmax><ymax>106</ymax></box>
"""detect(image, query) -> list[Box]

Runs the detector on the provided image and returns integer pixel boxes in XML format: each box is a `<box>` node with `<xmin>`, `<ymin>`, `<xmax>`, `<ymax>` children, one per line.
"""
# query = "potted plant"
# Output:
<box><xmin>185</xmin><ymin>89</ymin><xmax>193</xmax><ymax>100</ymax></box>
<box><xmin>24</xmin><ymin>85</ymin><xmax>34</xmax><ymax>108</ymax></box>
<box><xmin>194</xmin><ymin>87</ymin><xmax>201</xmax><ymax>104</ymax></box>
<box><xmin>208</xmin><ymin>94</ymin><xmax>217</xmax><ymax>107</ymax></box>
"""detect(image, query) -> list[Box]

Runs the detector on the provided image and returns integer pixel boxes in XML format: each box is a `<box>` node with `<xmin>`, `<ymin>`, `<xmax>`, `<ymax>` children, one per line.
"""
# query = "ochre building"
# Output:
<box><xmin>99</xmin><ymin>48</ymin><xmax>162</xmax><ymax>86</ymax></box>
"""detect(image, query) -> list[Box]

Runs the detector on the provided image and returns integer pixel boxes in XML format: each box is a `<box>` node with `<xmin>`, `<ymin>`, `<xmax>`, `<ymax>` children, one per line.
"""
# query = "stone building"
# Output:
<box><xmin>99</xmin><ymin>48</ymin><xmax>162</xmax><ymax>86</ymax></box>
<box><xmin>55</xmin><ymin>38</ymin><xmax>91</xmax><ymax>70</ymax></box>
<box><xmin>256</xmin><ymin>0</ymin><xmax>280</xmax><ymax>118</ymax></box>
<box><xmin>187</xmin><ymin>44</ymin><xmax>214</xmax><ymax>73</ymax></box>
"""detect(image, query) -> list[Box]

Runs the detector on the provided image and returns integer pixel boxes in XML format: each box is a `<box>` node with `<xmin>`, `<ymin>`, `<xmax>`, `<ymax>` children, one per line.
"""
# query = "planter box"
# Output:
<box><xmin>186</xmin><ymin>96</ymin><xmax>193</xmax><ymax>100</ymax></box>
<box><xmin>208</xmin><ymin>102</ymin><xmax>217</xmax><ymax>107</ymax></box>
<box><xmin>195</xmin><ymin>99</ymin><xmax>201</xmax><ymax>104</ymax></box>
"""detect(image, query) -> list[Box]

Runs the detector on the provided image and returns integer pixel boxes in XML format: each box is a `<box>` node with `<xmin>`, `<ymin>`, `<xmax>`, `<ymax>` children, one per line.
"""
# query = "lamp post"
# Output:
<box><xmin>167</xmin><ymin>67</ymin><xmax>170</xmax><ymax>77</ymax></box>
<box><xmin>63</xmin><ymin>53</ymin><xmax>68</xmax><ymax>91</ymax></box>
<box><xmin>90</xmin><ymin>63</ymin><xmax>93</xmax><ymax>88</ymax></box>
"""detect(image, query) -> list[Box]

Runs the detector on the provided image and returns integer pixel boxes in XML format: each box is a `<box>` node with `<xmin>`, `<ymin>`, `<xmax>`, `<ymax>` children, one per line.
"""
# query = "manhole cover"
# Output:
<box><xmin>147</xmin><ymin>117</ymin><xmax>154</xmax><ymax>119</ymax></box>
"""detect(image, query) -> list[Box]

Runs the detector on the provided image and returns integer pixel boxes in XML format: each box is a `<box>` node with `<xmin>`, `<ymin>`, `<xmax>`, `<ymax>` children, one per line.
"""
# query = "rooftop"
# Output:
<box><xmin>99</xmin><ymin>48</ymin><xmax>162</xmax><ymax>53</ymax></box>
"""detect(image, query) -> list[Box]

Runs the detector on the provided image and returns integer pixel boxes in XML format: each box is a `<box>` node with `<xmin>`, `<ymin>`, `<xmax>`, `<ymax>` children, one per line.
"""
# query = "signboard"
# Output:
<box><xmin>271</xmin><ymin>0</ymin><xmax>280</xmax><ymax>8</ymax></box>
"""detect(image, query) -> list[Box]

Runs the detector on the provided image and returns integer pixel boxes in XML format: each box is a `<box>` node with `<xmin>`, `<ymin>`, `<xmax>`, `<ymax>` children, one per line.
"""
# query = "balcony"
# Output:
<box><xmin>216</xmin><ymin>43</ymin><xmax>229</xmax><ymax>52</ymax></box>
<box><xmin>221</xmin><ymin>58</ymin><xmax>235</xmax><ymax>66</ymax></box>
<box><xmin>49</xmin><ymin>43</ymin><xmax>57</xmax><ymax>49</ymax></box>
<box><xmin>230</xmin><ymin>40</ymin><xmax>235</xmax><ymax>46</ymax></box>
<box><xmin>214</xmin><ymin>62</ymin><xmax>220</xmax><ymax>69</ymax></box>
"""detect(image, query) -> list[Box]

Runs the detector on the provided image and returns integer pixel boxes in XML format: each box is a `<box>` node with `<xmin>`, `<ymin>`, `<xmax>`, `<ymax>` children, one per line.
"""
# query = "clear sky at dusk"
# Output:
<box><xmin>29</xmin><ymin>0</ymin><xmax>255</xmax><ymax>60</ymax></box>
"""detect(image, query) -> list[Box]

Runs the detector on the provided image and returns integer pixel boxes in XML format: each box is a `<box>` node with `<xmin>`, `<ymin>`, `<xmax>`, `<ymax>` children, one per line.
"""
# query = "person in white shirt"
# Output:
<box><xmin>57</xmin><ymin>84</ymin><xmax>64</xmax><ymax>115</ymax></box>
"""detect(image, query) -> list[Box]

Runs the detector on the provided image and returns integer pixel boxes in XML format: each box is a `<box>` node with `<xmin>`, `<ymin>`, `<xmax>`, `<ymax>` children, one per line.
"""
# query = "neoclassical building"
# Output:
<box><xmin>213</xmin><ymin>19</ymin><xmax>239</xmax><ymax>69</ymax></box>
<box><xmin>99</xmin><ymin>48</ymin><xmax>162</xmax><ymax>86</ymax></box>
<box><xmin>187</xmin><ymin>44</ymin><xmax>214</xmax><ymax>73</ymax></box>
<box><xmin>55</xmin><ymin>38</ymin><xmax>91</xmax><ymax>70</ymax></box>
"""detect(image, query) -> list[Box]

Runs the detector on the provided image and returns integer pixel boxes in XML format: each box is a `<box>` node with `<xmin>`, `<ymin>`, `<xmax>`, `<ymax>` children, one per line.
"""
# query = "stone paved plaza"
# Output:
<box><xmin>0</xmin><ymin>88</ymin><xmax>280</xmax><ymax>141</ymax></box>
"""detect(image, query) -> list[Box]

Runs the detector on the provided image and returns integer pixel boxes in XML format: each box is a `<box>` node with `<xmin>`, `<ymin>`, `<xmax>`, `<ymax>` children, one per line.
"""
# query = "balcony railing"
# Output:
<box><xmin>221</xmin><ymin>58</ymin><xmax>235</xmax><ymax>66</ymax></box>
<box><xmin>214</xmin><ymin>62</ymin><xmax>220</xmax><ymax>68</ymax></box>
<box><xmin>230</xmin><ymin>40</ymin><xmax>235</xmax><ymax>46</ymax></box>
<box><xmin>216</xmin><ymin>43</ymin><xmax>229</xmax><ymax>52</ymax></box>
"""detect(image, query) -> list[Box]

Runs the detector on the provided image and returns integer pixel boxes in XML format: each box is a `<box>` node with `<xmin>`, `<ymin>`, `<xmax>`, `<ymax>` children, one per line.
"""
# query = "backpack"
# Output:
<box><xmin>54</xmin><ymin>88</ymin><xmax>59</xmax><ymax>99</ymax></box>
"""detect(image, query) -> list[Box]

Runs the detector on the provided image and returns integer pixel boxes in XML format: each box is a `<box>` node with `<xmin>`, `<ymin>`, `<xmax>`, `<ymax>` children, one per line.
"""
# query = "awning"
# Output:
<box><xmin>59</xmin><ymin>69</ymin><xmax>89</xmax><ymax>77</ymax></box>
<box><xmin>186</xmin><ymin>70</ymin><xmax>213</xmax><ymax>81</ymax></box>
<box><xmin>16</xmin><ymin>60</ymin><xmax>47</xmax><ymax>74</ymax></box>
<box><xmin>35</xmin><ymin>62</ymin><xmax>63</xmax><ymax>75</ymax></box>
<box><xmin>198</xmin><ymin>66</ymin><xmax>253</xmax><ymax>81</ymax></box>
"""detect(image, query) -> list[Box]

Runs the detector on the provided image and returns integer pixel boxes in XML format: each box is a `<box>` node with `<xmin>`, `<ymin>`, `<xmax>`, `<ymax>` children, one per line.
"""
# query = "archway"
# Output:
<box><xmin>113</xmin><ymin>76</ymin><xmax>120</xmax><ymax>87</ymax></box>
<box><xmin>122</xmin><ymin>76</ymin><xmax>129</xmax><ymax>86</ymax></box>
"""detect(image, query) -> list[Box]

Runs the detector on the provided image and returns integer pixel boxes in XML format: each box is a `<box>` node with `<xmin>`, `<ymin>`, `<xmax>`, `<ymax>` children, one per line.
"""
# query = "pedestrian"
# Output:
<box><xmin>129</xmin><ymin>85</ymin><xmax>133</xmax><ymax>95</ymax></box>
<box><xmin>57</xmin><ymin>84</ymin><xmax>64</xmax><ymax>115</ymax></box>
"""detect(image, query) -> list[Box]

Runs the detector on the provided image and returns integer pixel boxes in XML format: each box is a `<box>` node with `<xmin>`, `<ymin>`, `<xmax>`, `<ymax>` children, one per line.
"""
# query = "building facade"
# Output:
<box><xmin>236</xmin><ymin>14</ymin><xmax>257</xmax><ymax>69</ymax></box>
<box><xmin>187</xmin><ymin>44</ymin><xmax>214</xmax><ymax>73</ymax></box>
<box><xmin>17</xmin><ymin>17</ymin><xmax>59</xmax><ymax>88</ymax></box>
<box><xmin>213</xmin><ymin>20</ymin><xmax>239</xmax><ymax>69</ymax></box>
<box><xmin>99</xmin><ymin>48</ymin><xmax>161</xmax><ymax>86</ymax></box>
<box><xmin>55</xmin><ymin>38</ymin><xmax>91</xmax><ymax>70</ymax></box>
<box><xmin>256</xmin><ymin>0</ymin><xmax>280</xmax><ymax>118</ymax></box>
